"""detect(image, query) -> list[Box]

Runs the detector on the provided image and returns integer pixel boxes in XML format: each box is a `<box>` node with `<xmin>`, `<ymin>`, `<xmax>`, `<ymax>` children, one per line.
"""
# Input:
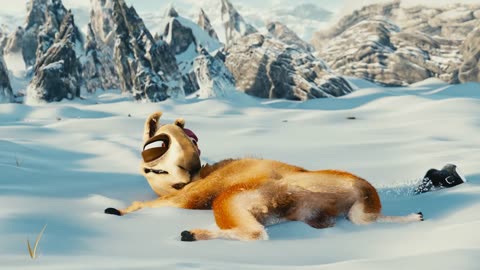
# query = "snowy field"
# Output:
<box><xmin>1</xmin><ymin>78</ymin><xmax>480</xmax><ymax>269</ymax></box>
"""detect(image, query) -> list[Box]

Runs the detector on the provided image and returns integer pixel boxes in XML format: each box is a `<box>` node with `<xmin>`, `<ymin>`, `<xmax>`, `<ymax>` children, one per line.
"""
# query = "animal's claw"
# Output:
<box><xmin>417</xmin><ymin>211</ymin><xmax>424</xmax><ymax>221</ymax></box>
<box><xmin>181</xmin><ymin>230</ymin><xmax>196</xmax><ymax>241</ymax></box>
<box><xmin>105</xmin><ymin>208</ymin><xmax>122</xmax><ymax>216</ymax></box>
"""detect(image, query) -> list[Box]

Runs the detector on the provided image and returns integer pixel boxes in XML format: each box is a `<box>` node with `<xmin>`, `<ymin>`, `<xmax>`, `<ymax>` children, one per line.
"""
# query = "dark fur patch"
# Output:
<box><xmin>148</xmin><ymin>118</ymin><xmax>157</xmax><ymax>138</ymax></box>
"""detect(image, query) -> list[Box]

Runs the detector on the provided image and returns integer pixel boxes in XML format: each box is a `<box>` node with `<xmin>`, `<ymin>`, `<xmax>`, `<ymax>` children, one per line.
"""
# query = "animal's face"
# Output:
<box><xmin>140</xmin><ymin>112</ymin><xmax>201</xmax><ymax>196</ymax></box>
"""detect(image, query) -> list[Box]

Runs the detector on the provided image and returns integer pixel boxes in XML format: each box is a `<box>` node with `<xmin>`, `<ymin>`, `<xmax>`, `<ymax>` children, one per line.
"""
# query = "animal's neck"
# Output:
<box><xmin>193</xmin><ymin>159</ymin><xmax>238</xmax><ymax>181</ymax></box>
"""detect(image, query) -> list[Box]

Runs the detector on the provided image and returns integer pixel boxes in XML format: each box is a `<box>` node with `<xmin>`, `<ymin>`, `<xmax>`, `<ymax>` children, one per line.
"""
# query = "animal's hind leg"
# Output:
<box><xmin>348</xmin><ymin>180</ymin><xmax>383</xmax><ymax>225</ymax></box>
<box><xmin>348</xmin><ymin>180</ymin><xmax>423</xmax><ymax>225</ymax></box>
<box><xmin>181</xmin><ymin>187</ymin><xmax>268</xmax><ymax>241</ymax></box>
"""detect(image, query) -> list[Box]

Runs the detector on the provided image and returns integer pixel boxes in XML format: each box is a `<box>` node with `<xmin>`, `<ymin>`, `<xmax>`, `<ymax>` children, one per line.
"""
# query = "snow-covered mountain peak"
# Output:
<box><xmin>220</xmin><ymin>0</ymin><xmax>257</xmax><ymax>45</ymax></box>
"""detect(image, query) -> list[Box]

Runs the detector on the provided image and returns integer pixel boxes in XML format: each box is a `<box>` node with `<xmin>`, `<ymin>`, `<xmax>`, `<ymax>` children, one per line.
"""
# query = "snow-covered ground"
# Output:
<box><xmin>1</xmin><ymin>78</ymin><xmax>480</xmax><ymax>269</ymax></box>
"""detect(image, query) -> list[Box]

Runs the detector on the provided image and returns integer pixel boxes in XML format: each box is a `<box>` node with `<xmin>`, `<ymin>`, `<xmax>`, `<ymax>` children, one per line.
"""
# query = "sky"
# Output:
<box><xmin>1</xmin><ymin>0</ymin><xmax>478</xmax><ymax>16</ymax></box>
<box><xmin>0</xmin><ymin>0</ymin><xmax>344</xmax><ymax>14</ymax></box>
<box><xmin>1</xmin><ymin>0</ymin><xmax>478</xmax><ymax>41</ymax></box>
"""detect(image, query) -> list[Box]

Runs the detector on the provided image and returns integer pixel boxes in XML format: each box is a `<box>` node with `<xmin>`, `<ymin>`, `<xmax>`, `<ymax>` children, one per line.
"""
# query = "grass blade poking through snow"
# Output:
<box><xmin>27</xmin><ymin>224</ymin><xmax>47</xmax><ymax>259</ymax></box>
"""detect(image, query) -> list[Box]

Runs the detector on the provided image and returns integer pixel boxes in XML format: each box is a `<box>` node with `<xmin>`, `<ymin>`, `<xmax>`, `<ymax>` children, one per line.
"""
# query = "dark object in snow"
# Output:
<box><xmin>181</xmin><ymin>231</ymin><xmax>196</xmax><ymax>241</ymax></box>
<box><xmin>105</xmin><ymin>207</ymin><xmax>121</xmax><ymax>216</ymax></box>
<box><xmin>414</xmin><ymin>164</ymin><xmax>466</xmax><ymax>194</ymax></box>
<box><xmin>347</xmin><ymin>116</ymin><xmax>356</xmax><ymax>120</ymax></box>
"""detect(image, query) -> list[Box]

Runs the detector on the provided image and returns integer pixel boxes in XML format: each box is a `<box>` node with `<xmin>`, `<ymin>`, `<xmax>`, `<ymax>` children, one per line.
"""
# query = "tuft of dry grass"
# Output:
<box><xmin>15</xmin><ymin>155</ymin><xmax>23</xmax><ymax>167</ymax></box>
<box><xmin>27</xmin><ymin>224</ymin><xmax>47</xmax><ymax>259</ymax></box>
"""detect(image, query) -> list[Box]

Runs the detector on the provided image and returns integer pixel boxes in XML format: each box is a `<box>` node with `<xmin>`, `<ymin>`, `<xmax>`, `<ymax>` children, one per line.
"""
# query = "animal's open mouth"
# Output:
<box><xmin>144</xmin><ymin>168</ymin><xmax>168</xmax><ymax>174</ymax></box>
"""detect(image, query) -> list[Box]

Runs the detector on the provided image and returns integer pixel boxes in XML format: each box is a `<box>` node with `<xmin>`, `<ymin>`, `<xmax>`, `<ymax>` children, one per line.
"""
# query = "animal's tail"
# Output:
<box><xmin>377</xmin><ymin>212</ymin><xmax>424</xmax><ymax>223</ymax></box>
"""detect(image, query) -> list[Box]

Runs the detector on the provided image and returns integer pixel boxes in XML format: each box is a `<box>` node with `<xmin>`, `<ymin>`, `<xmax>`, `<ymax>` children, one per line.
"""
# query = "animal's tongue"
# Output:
<box><xmin>183</xmin><ymin>128</ymin><xmax>201</xmax><ymax>155</ymax></box>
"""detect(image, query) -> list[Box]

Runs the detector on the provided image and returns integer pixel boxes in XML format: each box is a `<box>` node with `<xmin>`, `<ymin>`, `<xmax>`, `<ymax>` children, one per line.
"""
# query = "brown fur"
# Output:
<box><xmin>106</xmin><ymin>112</ymin><xmax>423</xmax><ymax>241</ymax></box>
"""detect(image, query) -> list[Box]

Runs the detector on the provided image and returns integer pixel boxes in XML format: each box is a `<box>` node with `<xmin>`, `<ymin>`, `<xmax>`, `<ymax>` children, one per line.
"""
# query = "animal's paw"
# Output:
<box><xmin>181</xmin><ymin>231</ymin><xmax>196</xmax><ymax>242</ymax></box>
<box><xmin>105</xmin><ymin>208</ymin><xmax>122</xmax><ymax>216</ymax></box>
<box><xmin>417</xmin><ymin>211</ymin><xmax>424</xmax><ymax>221</ymax></box>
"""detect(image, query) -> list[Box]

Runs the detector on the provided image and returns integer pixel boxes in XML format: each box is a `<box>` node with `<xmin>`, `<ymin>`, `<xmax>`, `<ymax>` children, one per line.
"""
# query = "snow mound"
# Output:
<box><xmin>1</xmin><ymin>78</ymin><xmax>480</xmax><ymax>269</ymax></box>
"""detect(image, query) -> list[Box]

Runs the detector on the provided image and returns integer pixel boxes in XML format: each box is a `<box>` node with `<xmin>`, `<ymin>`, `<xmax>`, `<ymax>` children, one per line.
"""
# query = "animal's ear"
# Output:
<box><xmin>144</xmin><ymin>112</ymin><xmax>163</xmax><ymax>142</ymax></box>
<box><xmin>174</xmin><ymin>118</ymin><xmax>185</xmax><ymax>129</ymax></box>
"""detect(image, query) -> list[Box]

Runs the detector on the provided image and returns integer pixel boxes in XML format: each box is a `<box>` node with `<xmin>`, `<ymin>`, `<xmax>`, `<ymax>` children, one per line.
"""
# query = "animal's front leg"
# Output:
<box><xmin>104</xmin><ymin>195</ymin><xmax>179</xmax><ymax>216</ymax></box>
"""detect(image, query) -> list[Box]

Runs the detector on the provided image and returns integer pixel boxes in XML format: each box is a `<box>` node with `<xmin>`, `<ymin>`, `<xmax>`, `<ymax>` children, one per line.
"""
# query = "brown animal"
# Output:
<box><xmin>105</xmin><ymin>112</ymin><xmax>423</xmax><ymax>241</ymax></box>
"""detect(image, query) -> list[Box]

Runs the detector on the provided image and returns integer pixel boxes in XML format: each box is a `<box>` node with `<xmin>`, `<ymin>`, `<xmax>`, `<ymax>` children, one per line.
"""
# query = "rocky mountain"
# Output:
<box><xmin>111</xmin><ymin>0</ymin><xmax>183</xmax><ymax>101</ymax></box>
<box><xmin>162</xmin><ymin>7</ymin><xmax>223</xmax><ymax>95</ymax></box>
<box><xmin>267</xmin><ymin>21</ymin><xmax>313</xmax><ymax>52</ymax></box>
<box><xmin>221</xmin><ymin>0</ymin><xmax>257</xmax><ymax>46</ymax></box>
<box><xmin>0</xmin><ymin>53</ymin><xmax>14</xmax><ymax>103</ymax></box>
<box><xmin>89</xmin><ymin>0</ymin><xmax>116</xmax><ymax>48</ymax></box>
<box><xmin>313</xmin><ymin>0</ymin><xmax>478</xmax><ymax>42</ymax></box>
<box><xmin>82</xmin><ymin>0</ymin><xmax>119</xmax><ymax>92</ymax></box>
<box><xmin>3</xmin><ymin>0</ymin><xmax>47</xmax><ymax>67</ymax></box>
<box><xmin>3</xmin><ymin>27</ymin><xmax>24</xmax><ymax>56</ymax></box>
<box><xmin>26</xmin><ymin>10</ymin><xmax>81</xmax><ymax>103</ymax></box>
<box><xmin>194</xmin><ymin>48</ymin><xmax>236</xmax><ymax>98</ymax></box>
<box><xmin>312</xmin><ymin>1</ymin><xmax>480</xmax><ymax>85</ymax></box>
<box><xmin>82</xmin><ymin>22</ymin><xmax>119</xmax><ymax>92</ymax></box>
<box><xmin>459</xmin><ymin>26</ymin><xmax>480</xmax><ymax>83</ymax></box>
<box><xmin>225</xmin><ymin>33</ymin><xmax>353</xmax><ymax>100</ymax></box>
<box><xmin>0</xmin><ymin>25</ymin><xmax>9</xmax><ymax>50</ymax></box>
<box><xmin>197</xmin><ymin>8</ymin><xmax>219</xmax><ymax>41</ymax></box>
<box><xmin>3</xmin><ymin>0</ymin><xmax>84</xmax><ymax>72</ymax></box>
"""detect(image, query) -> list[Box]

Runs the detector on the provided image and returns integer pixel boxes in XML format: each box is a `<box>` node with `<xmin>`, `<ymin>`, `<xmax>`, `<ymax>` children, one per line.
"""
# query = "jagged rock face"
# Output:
<box><xmin>313</xmin><ymin>1</ymin><xmax>400</xmax><ymax>45</ymax></box>
<box><xmin>89</xmin><ymin>0</ymin><xmax>116</xmax><ymax>48</ymax></box>
<box><xmin>3</xmin><ymin>27</ymin><xmax>24</xmax><ymax>54</ymax></box>
<box><xmin>313</xmin><ymin>2</ymin><xmax>480</xmax><ymax>47</ymax></box>
<box><xmin>82</xmin><ymin>23</ymin><xmax>119</xmax><ymax>92</ymax></box>
<box><xmin>398</xmin><ymin>4</ymin><xmax>480</xmax><ymax>40</ymax></box>
<box><xmin>0</xmin><ymin>54</ymin><xmax>14</xmax><ymax>103</ymax></box>
<box><xmin>4</xmin><ymin>0</ymin><xmax>82</xmax><ymax>69</ymax></box>
<box><xmin>162</xmin><ymin>12</ymin><xmax>223</xmax><ymax>95</ymax></box>
<box><xmin>194</xmin><ymin>48</ymin><xmax>236</xmax><ymax>98</ymax></box>
<box><xmin>198</xmin><ymin>9</ymin><xmax>219</xmax><ymax>41</ymax></box>
<box><xmin>267</xmin><ymin>22</ymin><xmax>313</xmax><ymax>52</ymax></box>
<box><xmin>164</xmin><ymin>14</ymin><xmax>196</xmax><ymax>55</ymax></box>
<box><xmin>221</xmin><ymin>0</ymin><xmax>257</xmax><ymax>45</ymax></box>
<box><xmin>317</xmin><ymin>18</ymin><xmax>464</xmax><ymax>86</ymax></box>
<box><xmin>35</xmin><ymin>0</ymin><xmax>71</xmax><ymax>63</ymax></box>
<box><xmin>312</xmin><ymin>0</ymin><xmax>480</xmax><ymax>86</ymax></box>
<box><xmin>167</xmin><ymin>6</ymin><xmax>179</xmax><ymax>18</ymax></box>
<box><xmin>225</xmin><ymin>33</ymin><xmax>354</xmax><ymax>100</ymax></box>
<box><xmin>111</xmin><ymin>0</ymin><xmax>183</xmax><ymax>101</ymax></box>
<box><xmin>16</xmin><ymin>0</ymin><xmax>49</xmax><ymax>66</ymax></box>
<box><xmin>27</xmin><ymin>11</ymin><xmax>81</xmax><ymax>103</ymax></box>
<box><xmin>459</xmin><ymin>26</ymin><xmax>480</xmax><ymax>83</ymax></box>
<box><xmin>164</xmin><ymin>12</ymin><xmax>222</xmax><ymax>56</ymax></box>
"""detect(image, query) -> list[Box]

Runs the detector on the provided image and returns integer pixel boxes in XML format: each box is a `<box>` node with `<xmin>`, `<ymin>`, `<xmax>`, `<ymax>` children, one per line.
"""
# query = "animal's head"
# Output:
<box><xmin>140</xmin><ymin>112</ymin><xmax>201</xmax><ymax>196</ymax></box>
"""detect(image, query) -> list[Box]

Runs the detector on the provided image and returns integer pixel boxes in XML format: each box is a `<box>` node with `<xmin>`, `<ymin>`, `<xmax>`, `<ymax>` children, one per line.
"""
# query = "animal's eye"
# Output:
<box><xmin>142</xmin><ymin>134</ymin><xmax>171</xmax><ymax>163</ymax></box>
<box><xmin>144</xmin><ymin>140</ymin><xmax>166</xmax><ymax>151</ymax></box>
